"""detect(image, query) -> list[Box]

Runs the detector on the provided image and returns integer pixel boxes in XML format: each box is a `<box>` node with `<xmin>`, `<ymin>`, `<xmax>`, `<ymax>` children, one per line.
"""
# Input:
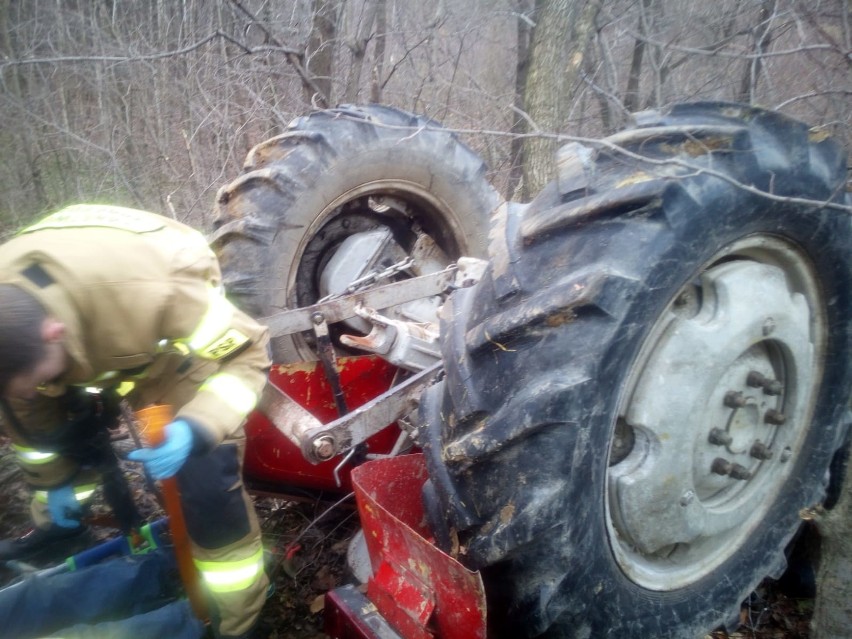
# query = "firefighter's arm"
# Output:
<box><xmin>0</xmin><ymin>395</ymin><xmax>81</xmax><ymax>489</ymax></box>
<box><xmin>159</xmin><ymin>268</ymin><xmax>271</xmax><ymax>448</ymax></box>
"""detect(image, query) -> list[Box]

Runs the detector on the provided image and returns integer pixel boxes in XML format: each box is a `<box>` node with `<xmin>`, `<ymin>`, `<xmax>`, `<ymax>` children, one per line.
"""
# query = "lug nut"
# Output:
<box><xmin>764</xmin><ymin>409</ymin><xmax>786</xmax><ymax>425</ymax></box>
<box><xmin>711</xmin><ymin>457</ymin><xmax>752</xmax><ymax>480</ymax></box>
<box><xmin>750</xmin><ymin>441</ymin><xmax>774</xmax><ymax>460</ymax></box>
<box><xmin>674</xmin><ymin>290</ymin><xmax>693</xmax><ymax>307</ymax></box>
<box><xmin>724</xmin><ymin>391</ymin><xmax>747</xmax><ymax>408</ymax></box>
<box><xmin>763</xmin><ymin>379</ymin><xmax>783</xmax><ymax>396</ymax></box>
<box><xmin>711</xmin><ymin>458</ymin><xmax>733</xmax><ymax>476</ymax></box>
<box><xmin>708</xmin><ymin>428</ymin><xmax>733</xmax><ymax>446</ymax></box>
<box><xmin>746</xmin><ymin>371</ymin><xmax>783</xmax><ymax>396</ymax></box>
<box><xmin>780</xmin><ymin>447</ymin><xmax>793</xmax><ymax>463</ymax></box>
<box><xmin>747</xmin><ymin>371</ymin><xmax>766</xmax><ymax>387</ymax></box>
<box><xmin>729</xmin><ymin>463</ymin><xmax>752</xmax><ymax>481</ymax></box>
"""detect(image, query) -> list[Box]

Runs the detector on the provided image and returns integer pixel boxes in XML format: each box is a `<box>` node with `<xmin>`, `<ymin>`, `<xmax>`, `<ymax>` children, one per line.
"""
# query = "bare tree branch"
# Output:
<box><xmin>774</xmin><ymin>89</ymin><xmax>852</xmax><ymax>110</ymax></box>
<box><xmin>226</xmin><ymin>0</ymin><xmax>330</xmax><ymax>108</ymax></box>
<box><xmin>622</xmin><ymin>28</ymin><xmax>845</xmax><ymax>61</ymax></box>
<box><xmin>0</xmin><ymin>29</ymin><xmax>309</xmax><ymax>69</ymax></box>
<box><xmin>322</xmin><ymin>112</ymin><xmax>852</xmax><ymax>214</ymax></box>
<box><xmin>0</xmin><ymin>32</ymin><xmax>228</xmax><ymax>68</ymax></box>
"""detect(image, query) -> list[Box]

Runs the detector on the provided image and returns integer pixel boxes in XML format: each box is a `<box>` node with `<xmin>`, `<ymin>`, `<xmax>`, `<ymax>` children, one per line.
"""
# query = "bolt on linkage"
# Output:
<box><xmin>312</xmin><ymin>435</ymin><xmax>336</xmax><ymax>461</ymax></box>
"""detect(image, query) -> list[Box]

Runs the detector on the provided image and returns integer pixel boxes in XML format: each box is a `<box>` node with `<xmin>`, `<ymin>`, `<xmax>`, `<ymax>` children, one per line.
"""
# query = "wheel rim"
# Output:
<box><xmin>606</xmin><ymin>235</ymin><xmax>826</xmax><ymax>590</ymax></box>
<box><xmin>288</xmin><ymin>180</ymin><xmax>469</xmax><ymax>360</ymax></box>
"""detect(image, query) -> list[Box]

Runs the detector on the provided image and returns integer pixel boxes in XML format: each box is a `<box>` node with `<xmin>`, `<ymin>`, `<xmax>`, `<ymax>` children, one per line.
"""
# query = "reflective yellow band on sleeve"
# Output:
<box><xmin>194</xmin><ymin>548</ymin><xmax>265</xmax><ymax>593</ymax></box>
<box><xmin>74</xmin><ymin>484</ymin><xmax>97</xmax><ymax>501</ymax></box>
<box><xmin>180</xmin><ymin>286</ymin><xmax>248</xmax><ymax>360</ymax></box>
<box><xmin>83</xmin><ymin>372</ymin><xmax>136</xmax><ymax>396</ymax></box>
<box><xmin>13</xmin><ymin>445</ymin><xmax>58</xmax><ymax>464</ymax></box>
<box><xmin>116</xmin><ymin>381</ymin><xmax>136</xmax><ymax>396</ymax></box>
<box><xmin>199</xmin><ymin>373</ymin><xmax>258</xmax><ymax>416</ymax></box>
<box><xmin>35</xmin><ymin>483</ymin><xmax>98</xmax><ymax>504</ymax></box>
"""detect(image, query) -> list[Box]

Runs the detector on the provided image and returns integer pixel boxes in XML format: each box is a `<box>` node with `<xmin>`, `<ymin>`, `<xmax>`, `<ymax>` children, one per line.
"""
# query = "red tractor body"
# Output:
<box><xmin>244</xmin><ymin>356</ymin><xmax>401</xmax><ymax>493</ymax></box>
<box><xmin>243</xmin><ymin>357</ymin><xmax>485</xmax><ymax>638</ymax></box>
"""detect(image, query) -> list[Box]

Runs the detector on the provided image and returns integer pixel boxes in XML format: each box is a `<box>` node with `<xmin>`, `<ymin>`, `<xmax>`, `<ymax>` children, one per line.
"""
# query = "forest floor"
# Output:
<box><xmin>0</xmin><ymin>431</ymin><xmax>816</xmax><ymax>639</ymax></box>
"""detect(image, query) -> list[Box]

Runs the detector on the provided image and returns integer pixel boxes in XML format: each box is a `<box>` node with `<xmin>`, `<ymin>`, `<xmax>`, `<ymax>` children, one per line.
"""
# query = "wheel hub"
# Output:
<box><xmin>607</xmin><ymin>238</ymin><xmax>824</xmax><ymax>589</ymax></box>
<box><xmin>317</xmin><ymin>223</ymin><xmax>449</xmax><ymax>339</ymax></box>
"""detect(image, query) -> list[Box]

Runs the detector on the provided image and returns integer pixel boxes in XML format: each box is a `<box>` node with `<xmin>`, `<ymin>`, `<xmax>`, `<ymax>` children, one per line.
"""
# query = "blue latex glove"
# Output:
<box><xmin>127</xmin><ymin>419</ymin><xmax>194</xmax><ymax>480</ymax></box>
<box><xmin>48</xmin><ymin>484</ymin><xmax>83</xmax><ymax>528</ymax></box>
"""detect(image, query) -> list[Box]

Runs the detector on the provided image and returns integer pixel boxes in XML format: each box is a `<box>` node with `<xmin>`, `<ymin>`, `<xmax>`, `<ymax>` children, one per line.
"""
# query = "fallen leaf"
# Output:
<box><xmin>309</xmin><ymin>594</ymin><xmax>325</xmax><ymax>614</ymax></box>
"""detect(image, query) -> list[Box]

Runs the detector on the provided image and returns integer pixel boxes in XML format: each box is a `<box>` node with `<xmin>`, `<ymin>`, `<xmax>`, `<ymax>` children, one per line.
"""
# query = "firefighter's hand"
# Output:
<box><xmin>47</xmin><ymin>485</ymin><xmax>83</xmax><ymax>528</ymax></box>
<box><xmin>127</xmin><ymin>419</ymin><xmax>194</xmax><ymax>480</ymax></box>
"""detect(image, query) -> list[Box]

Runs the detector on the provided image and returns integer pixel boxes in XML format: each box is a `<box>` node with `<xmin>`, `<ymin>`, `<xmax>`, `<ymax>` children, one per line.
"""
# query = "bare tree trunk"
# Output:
<box><xmin>369</xmin><ymin>0</ymin><xmax>386</xmax><ymax>103</ymax></box>
<box><xmin>307</xmin><ymin>0</ymin><xmax>341</xmax><ymax>105</ymax></box>
<box><xmin>344</xmin><ymin>0</ymin><xmax>379</xmax><ymax>103</ymax></box>
<box><xmin>624</xmin><ymin>0</ymin><xmax>653</xmax><ymax>113</ymax></box>
<box><xmin>0</xmin><ymin>0</ymin><xmax>46</xmax><ymax>221</ymax></box>
<box><xmin>586</xmin><ymin>29</ymin><xmax>614</xmax><ymax>134</ymax></box>
<box><xmin>520</xmin><ymin>0</ymin><xmax>602</xmax><ymax>199</ymax></box>
<box><xmin>736</xmin><ymin>0</ymin><xmax>776</xmax><ymax>103</ymax></box>
<box><xmin>507</xmin><ymin>0</ymin><xmax>534</xmax><ymax>200</ymax></box>
<box><xmin>812</xmin><ymin>449</ymin><xmax>852</xmax><ymax>638</ymax></box>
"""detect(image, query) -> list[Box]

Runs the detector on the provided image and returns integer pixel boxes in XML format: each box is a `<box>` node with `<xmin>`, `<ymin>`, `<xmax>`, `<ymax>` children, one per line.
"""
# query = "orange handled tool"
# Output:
<box><xmin>135</xmin><ymin>404</ymin><xmax>209</xmax><ymax>622</ymax></box>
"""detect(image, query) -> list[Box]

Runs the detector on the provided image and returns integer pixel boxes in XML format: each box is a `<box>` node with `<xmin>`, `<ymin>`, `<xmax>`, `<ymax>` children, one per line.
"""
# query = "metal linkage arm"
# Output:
<box><xmin>258</xmin><ymin>363</ymin><xmax>443</xmax><ymax>464</ymax></box>
<box><xmin>260</xmin><ymin>258</ymin><xmax>487</xmax><ymax>339</ymax></box>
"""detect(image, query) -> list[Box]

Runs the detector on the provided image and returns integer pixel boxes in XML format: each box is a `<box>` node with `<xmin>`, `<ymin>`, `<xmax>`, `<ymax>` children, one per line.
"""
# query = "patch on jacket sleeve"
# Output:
<box><xmin>196</xmin><ymin>328</ymin><xmax>250</xmax><ymax>360</ymax></box>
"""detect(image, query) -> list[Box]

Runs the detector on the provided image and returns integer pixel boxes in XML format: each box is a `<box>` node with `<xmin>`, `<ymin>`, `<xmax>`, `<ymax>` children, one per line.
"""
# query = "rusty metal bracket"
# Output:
<box><xmin>260</xmin><ymin>258</ymin><xmax>486</xmax><ymax>339</ymax></box>
<box><xmin>303</xmin><ymin>361</ymin><xmax>442</xmax><ymax>463</ymax></box>
<box><xmin>257</xmin><ymin>383</ymin><xmax>325</xmax><ymax>460</ymax></box>
<box><xmin>259</xmin><ymin>362</ymin><xmax>443</xmax><ymax>465</ymax></box>
<box><xmin>311</xmin><ymin>312</ymin><xmax>349</xmax><ymax>417</ymax></box>
<box><xmin>256</xmin><ymin>258</ymin><xmax>484</xmax><ymax>465</ymax></box>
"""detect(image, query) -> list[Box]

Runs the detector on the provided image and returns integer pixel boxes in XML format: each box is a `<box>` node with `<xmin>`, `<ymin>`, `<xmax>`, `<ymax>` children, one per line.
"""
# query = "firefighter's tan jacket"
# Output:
<box><xmin>0</xmin><ymin>204</ymin><xmax>271</xmax><ymax>488</ymax></box>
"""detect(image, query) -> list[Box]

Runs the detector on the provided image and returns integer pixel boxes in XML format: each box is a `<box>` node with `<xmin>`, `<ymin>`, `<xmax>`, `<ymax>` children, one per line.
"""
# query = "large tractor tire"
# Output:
<box><xmin>210</xmin><ymin>104</ymin><xmax>500</xmax><ymax>363</ymax></box>
<box><xmin>419</xmin><ymin>103</ymin><xmax>852</xmax><ymax>638</ymax></box>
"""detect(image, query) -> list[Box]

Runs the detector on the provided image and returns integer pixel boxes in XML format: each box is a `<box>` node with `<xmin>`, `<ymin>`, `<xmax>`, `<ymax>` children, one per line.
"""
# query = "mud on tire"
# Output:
<box><xmin>419</xmin><ymin>103</ymin><xmax>852</xmax><ymax>638</ymax></box>
<box><xmin>211</xmin><ymin>104</ymin><xmax>500</xmax><ymax>363</ymax></box>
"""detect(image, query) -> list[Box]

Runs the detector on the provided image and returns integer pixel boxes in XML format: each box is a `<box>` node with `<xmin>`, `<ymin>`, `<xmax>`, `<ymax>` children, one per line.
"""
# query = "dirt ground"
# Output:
<box><xmin>0</xmin><ymin>432</ymin><xmax>816</xmax><ymax>639</ymax></box>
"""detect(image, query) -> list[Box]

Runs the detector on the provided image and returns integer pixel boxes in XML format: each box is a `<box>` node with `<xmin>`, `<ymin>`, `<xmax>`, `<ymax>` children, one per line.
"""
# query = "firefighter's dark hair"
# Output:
<box><xmin>0</xmin><ymin>284</ymin><xmax>47</xmax><ymax>393</ymax></box>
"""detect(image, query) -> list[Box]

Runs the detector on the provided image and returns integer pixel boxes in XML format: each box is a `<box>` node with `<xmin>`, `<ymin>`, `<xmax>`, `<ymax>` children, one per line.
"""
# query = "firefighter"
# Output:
<box><xmin>0</xmin><ymin>204</ymin><xmax>270</xmax><ymax>639</ymax></box>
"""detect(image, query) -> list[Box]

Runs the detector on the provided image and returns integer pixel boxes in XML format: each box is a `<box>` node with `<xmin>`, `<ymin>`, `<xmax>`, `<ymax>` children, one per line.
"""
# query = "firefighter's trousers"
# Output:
<box><xmin>176</xmin><ymin>438</ymin><xmax>267</xmax><ymax>638</ymax></box>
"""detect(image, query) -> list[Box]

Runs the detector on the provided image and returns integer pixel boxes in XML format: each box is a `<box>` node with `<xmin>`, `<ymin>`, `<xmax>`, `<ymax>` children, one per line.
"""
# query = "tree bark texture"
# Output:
<box><xmin>507</xmin><ymin>0</ymin><xmax>534</xmax><ymax>200</ymax></box>
<box><xmin>344</xmin><ymin>0</ymin><xmax>379</xmax><ymax>103</ymax></box>
<box><xmin>307</xmin><ymin>0</ymin><xmax>341</xmax><ymax>105</ymax></box>
<box><xmin>812</xmin><ymin>450</ymin><xmax>852</xmax><ymax>638</ymax></box>
<box><xmin>521</xmin><ymin>0</ymin><xmax>603</xmax><ymax>199</ymax></box>
<box><xmin>623</xmin><ymin>0</ymin><xmax>653</xmax><ymax>113</ymax></box>
<box><xmin>369</xmin><ymin>0</ymin><xmax>387</xmax><ymax>103</ymax></box>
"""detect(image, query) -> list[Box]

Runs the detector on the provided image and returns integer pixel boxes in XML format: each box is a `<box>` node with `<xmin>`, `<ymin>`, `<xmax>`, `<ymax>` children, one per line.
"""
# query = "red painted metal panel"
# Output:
<box><xmin>325</xmin><ymin>584</ymin><xmax>405</xmax><ymax>639</ymax></box>
<box><xmin>352</xmin><ymin>454</ymin><xmax>487</xmax><ymax>639</ymax></box>
<box><xmin>243</xmin><ymin>356</ymin><xmax>402</xmax><ymax>492</ymax></box>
